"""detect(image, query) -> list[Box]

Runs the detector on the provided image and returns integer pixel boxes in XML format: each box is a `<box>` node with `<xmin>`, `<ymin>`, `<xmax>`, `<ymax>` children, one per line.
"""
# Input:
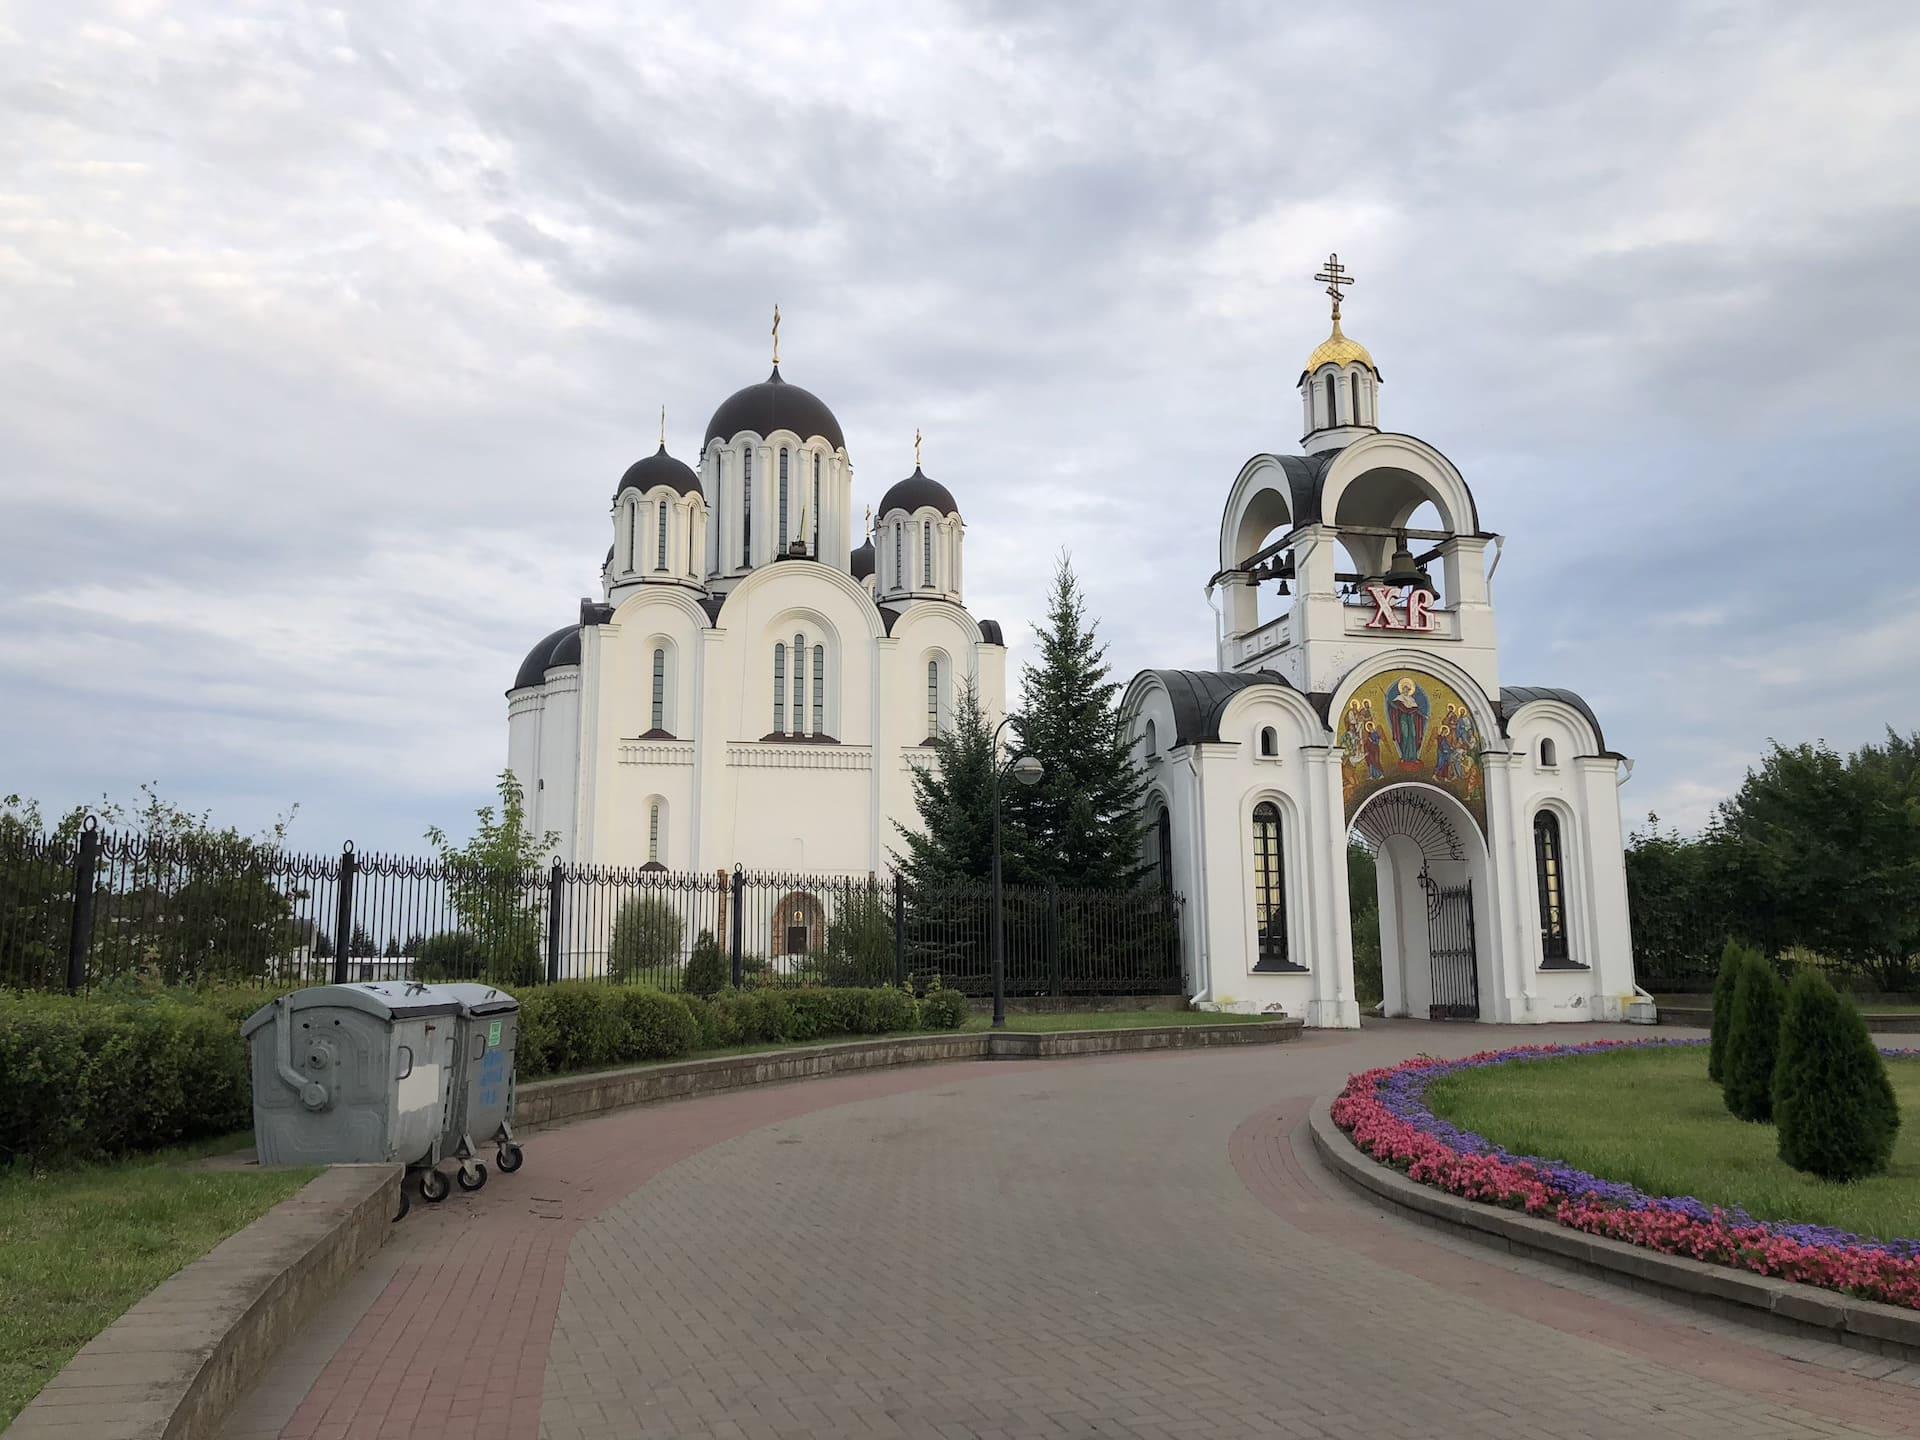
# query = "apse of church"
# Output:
<box><xmin>1122</xmin><ymin>255</ymin><xmax>1640</xmax><ymax>1028</ymax></box>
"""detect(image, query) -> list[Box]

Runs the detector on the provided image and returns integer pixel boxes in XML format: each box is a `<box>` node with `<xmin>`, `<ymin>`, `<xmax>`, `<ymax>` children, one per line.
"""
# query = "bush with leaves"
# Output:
<box><xmin>917</xmin><ymin>981</ymin><xmax>968</xmax><ymax>1030</ymax></box>
<box><xmin>682</xmin><ymin>930</ymin><xmax>728</xmax><ymax>996</ymax></box>
<box><xmin>425</xmin><ymin>772</ymin><xmax>555</xmax><ymax>987</ymax></box>
<box><xmin>1773</xmin><ymin>970</ymin><xmax>1901</xmax><ymax>1180</ymax></box>
<box><xmin>414</xmin><ymin>930</ymin><xmax>484</xmax><ymax>982</ymax></box>
<box><xmin>822</xmin><ymin>888</ymin><xmax>895</xmax><ymax>987</ymax></box>
<box><xmin>1708</xmin><ymin>940</ymin><xmax>1760</xmax><ymax>1084</ymax></box>
<box><xmin>614</xmin><ymin>986</ymin><xmax>700</xmax><ymax>1060</ymax></box>
<box><xmin>609</xmin><ymin>895</ymin><xmax>684</xmax><ymax>985</ymax></box>
<box><xmin>1722</xmin><ymin>957</ymin><xmax>1786</xmax><ymax>1122</ymax></box>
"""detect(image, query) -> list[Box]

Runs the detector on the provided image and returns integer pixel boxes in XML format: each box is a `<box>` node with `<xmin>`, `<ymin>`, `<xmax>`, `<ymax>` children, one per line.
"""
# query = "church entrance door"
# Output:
<box><xmin>1424</xmin><ymin>875</ymin><xmax>1478</xmax><ymax>1019</ymax></box>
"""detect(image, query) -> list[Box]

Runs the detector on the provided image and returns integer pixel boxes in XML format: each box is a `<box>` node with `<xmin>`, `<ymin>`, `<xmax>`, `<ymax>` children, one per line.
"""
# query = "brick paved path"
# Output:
<box><xmin>222</xmin><ymin>1022</ymin><xmax>1920</xmax><ymax>1439</ymax></box>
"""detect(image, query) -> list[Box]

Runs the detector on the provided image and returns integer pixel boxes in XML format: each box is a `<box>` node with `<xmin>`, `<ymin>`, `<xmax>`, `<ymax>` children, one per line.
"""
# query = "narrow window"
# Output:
<box><xmin>656</xmin><ymin>499</ymin><xmax>668</xmax><ymax>570</ymax></box>
<box><xmin>742</xmin><ymin>449</ymin><xmax>753</xmax><ymax>566</ymax></box>
<box><xmin>1252</xmin><ymin>801</ymin><xmax>1289</xmax><ymax>969</ymax></box>
<box><xmin>893</xmin><ymin>523</ymin><xmax>903</xmax><ymax>590</ymax></box>
<box><xmin>792</xmin><ymin>631</ymin><xmax>806</xmax><ymax>734</ymax></box>
<box><xmin>778</xmin><ymin>447</ymin><xmax>790</xmax><ymax>553</ymax></box>
<box><xmin>1259</xmin><ymin>726</ymin><xmax>1277</xmax><ymax>757</ymax></box>
<box><xmin>1143</xmin><ymin>718</ymin><xmax>1157</xmax><ymax>758</ymax></box>
<box><xmin>1156</xmin><ymin>807</ymin><xmax>1173</xmax><ymax>892</ymax></box>
<box><xmin>922</xmin><ymin>520</ymin><xmax>933</xmax><ymax>588</ymax></box>
<box><xmin>650</xmin><ymin>648</ymin><xmax>665</xmax><ymax>732</ymax></box>
<box><xmin>626</xmin><ymin>502</ymin><xmax>636</xmax><ymax>572</ymax></box>
<box><xmin>1535</xmin><ymin>811</ymin><xmax>1570</xmax><ymax>963</ymax></box>
<box><xmin>648</xmin><ymin>802</ymin><xmax>661</xmax><ymax>864</ymax></box>
<box><xmin>927</xmin><ymin>660</ymin><xmax>939</xmax><ymax>740</ymax></box>
<box><xmin>1540</xmin><ymin>737</ymin><xmax>1557</xmax><ymax>767</ymax></box>
<box><xmin>812</xmin><ymin>456</ymin><xmax>821</xmax><ymax>556</ymax></box>
<box><xmin>1324</xmin><ymin>373</ymin><xmax>1337</xmax><ymax>427</ymax></box>
<box><xmin>773</xmin><ymin>642</ymin><xmax>786</xmax><ymax>732</ymax></box>
<box><xmin>811</xmin><ymin>645</ymin><xmax>824</xmax><ymax>734</ymax></box>
<box><xmin>1350</xmin><ymin>373</ymin><xmax>1361</xmax><ymax>425</ymax></box>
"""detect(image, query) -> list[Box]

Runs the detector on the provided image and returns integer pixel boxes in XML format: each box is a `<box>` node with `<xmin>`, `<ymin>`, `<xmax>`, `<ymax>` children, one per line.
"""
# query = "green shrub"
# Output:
<box><xmin>513</xmin><ymin>987</ymin><xmax>560</xmax><ymax>1078</ymax></box>
<box><xmin>613</xmin><ymin>988</ymin><xmax>700</xmax><ymax>1062</ymax></box>
<box><xmin>540</xmin><ymin>983</ymin><xmax>625</xmax><ymax>1074</ymax></box>
<box><xmin>683</xmin><ymin>930</ymin><xmax>728</xmax><ymax>997</ymax></box>
<box><xmin>821</xmin><ymin>890</ymin><xmax>895</xmax><ymax>987</ymax></box>
<box><xmin>1708</xmin><ymin>940</ymin><xmax>1759</xmax><ymax>1084</ymax></box>
<box><xmin>415</xmin><ymin>930</ymin><xmax>484</xmax><ymax>982</ymax></box>
<box><xmin>1723</xmin><ymin>957</ymin><xmax>1785</xmax><ymax>1122</ymax></box>
<box><xmin>917</xmin><ymin>984</ymin><xmax>968</xmax><ymax>1030</ymax></box>
<box><xmin>1773</xmin><ymin>970</ymin><xmax>1901</xmax><ymax>1180</ymax></box>
<box><xmin>609</xmin><ymin>896</ymin><xmax>685</xmax><ymax>985</ymax></box>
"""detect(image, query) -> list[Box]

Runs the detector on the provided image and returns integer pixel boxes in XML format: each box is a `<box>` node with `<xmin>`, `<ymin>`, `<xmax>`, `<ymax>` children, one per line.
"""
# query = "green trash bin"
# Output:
<box><xmin>434</xmin><ymin>983</ymin><xmax>523</xmax><ymax>1192</ymax></box>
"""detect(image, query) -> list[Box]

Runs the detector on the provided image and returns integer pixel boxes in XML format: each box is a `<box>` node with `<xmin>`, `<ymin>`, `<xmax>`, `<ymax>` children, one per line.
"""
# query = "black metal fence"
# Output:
<box><xmin>0</xmin><ymin>821</ymin><xmax>1185</xmax><ymax>997</ymax></box>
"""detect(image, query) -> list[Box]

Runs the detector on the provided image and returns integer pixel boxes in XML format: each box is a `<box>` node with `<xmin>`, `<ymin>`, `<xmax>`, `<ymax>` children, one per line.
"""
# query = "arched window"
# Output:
<box><xmin>812</xmin><ymin>456</ymin><xmax>821</xmax><ymax>556</ymax></box>
<box><xmin>1259</xmin><ymin>726</ymin><xmax>1277</xmax><ymax>757</ymax></box>
<box><xmin>742</xmin><ymin>448</ymin><xmax>753</xmax><ymax>566</ymax></box>
<box><xmin>1156</xmin><ymin>806</ymin><xmax>1173</xmax><ymax>892</ymax></box>
<box><xmin>1539</xmin><ymin>737</ymin><xmax>1557</xmax><ymax>767</ymax></box>
<box><xmin>922</xmin><ymin>520</ymin><xmax>933</xmax><ymax>588</ymax></box>
<box><xmin>650</xmin><ymin>648</ymin><xmax>666</xmax><ymax>732</ymax></box>
<box><xmin>893</xmin><ymin>523</ymin><xmax>903</xmax><ymax>590</ymax></box>
<box><xmin>792</xmin><ymin>631</ymin><xmax>806</xmax><ymax>734</ymax></box>
<box><xmin>1324</xmin><ymin>373</ymin><xmax>1337</xmax><ymax>427</ymax></box>
<box><xmin>1534</xmin><ymin>811</ymin><xmax>1572</xmax><ymax>964</ymax></box>
<box><xmin>656</xmin><ymin>499</ymin><xmax>668</xmax><ymax>570</ymax></box>
<box><xmin>1143</xmin><ymin>718</ymin><xmax>1157</xmax><ymax>758</ymax></box>
<box><xmin>648</xmin><ymin>801</ymin><xmax>662</xmax><ymax>864</ymax></box>
<box><xmin>927</xmin><ymin>659</ymin><xmax>940</xmax><ymax>741</ymax></box>
<box><xmin>626</xmin><ymin>502</ymin><xmax>637</xmax><ymax>572</ymax></box>
<box><xmin>1252</xmin><ymin>802</ymin><xmax>1292</xmax><ymax>970</ymax></box>
<box><xmin>778</xmin><ymin>448</ymin><xmax>790</xmax><ymax>553</ymax></box>
<box><xmin>772</xmin><ymin>642</ymin><xmax>786</xmax><ymax>732</ymax></box>
<box><xmin>1350</xmin><ymin>373</ymin><xmax>1361</xmax><ymax>425</ymax></box>
<box><xmin>811</xmin><ymin>645</ymin><xmax>824</xmax><ymax>734</ymax></box>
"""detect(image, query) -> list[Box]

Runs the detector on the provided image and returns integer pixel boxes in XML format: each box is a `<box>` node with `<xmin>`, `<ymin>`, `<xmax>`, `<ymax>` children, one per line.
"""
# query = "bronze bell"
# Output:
<box><xmin>1383</xmin><ymin>534</ymin><xmax>1436</xmax><ymax>595</ymax></box>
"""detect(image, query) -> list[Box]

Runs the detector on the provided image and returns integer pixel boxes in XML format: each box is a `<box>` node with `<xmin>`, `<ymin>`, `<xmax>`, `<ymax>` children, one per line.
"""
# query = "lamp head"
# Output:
<box><xmin>1010</xmin><ymin>754</ymin><xmax>1044</xmax><ymax>787</ymax></box>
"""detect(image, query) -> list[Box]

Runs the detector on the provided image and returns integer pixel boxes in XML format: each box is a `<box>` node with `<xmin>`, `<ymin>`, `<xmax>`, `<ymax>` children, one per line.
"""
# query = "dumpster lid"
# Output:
<box><xmin>238</xmin><ymin>982</ymin><xmax>464</xmax><ymax>1036</ymax></box>
<box><xmin>433</xmin><ymin>983</ymin><xmax>521</xmax><ymax>1016</ymax></box>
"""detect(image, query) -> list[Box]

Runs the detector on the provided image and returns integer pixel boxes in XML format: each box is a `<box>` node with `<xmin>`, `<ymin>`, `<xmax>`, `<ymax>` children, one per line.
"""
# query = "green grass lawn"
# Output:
<box><xmin>1425</xmin><ymin>1045</ymin><xmax>1920</xmax><ymax>1243</ymax></box>
<box><xmin>960</xmin><ymin>1009</ymin><xmax>1271</xmax><ymax>1032</ymax></box>
<box><xmin>0</xmin><ymin>1145</ymin><xmax>317</xmax><ymax>1428</ymax></box>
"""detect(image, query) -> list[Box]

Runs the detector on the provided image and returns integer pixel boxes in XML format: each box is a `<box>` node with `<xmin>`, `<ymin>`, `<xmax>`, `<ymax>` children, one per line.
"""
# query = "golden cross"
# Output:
<box><xmin>1313</xmin><ymin>252</ymin><xmax>1356</xmax><ymax>322</ymax></box>
<box><xmin>771</xmin><ymin>304</ymin><xmax>781</xmax><ymax>366</ymax></box>
<box><xmin>914</xmin><ymin>427</ymin><xmax>923</xmax><ymax>468</ymax></box>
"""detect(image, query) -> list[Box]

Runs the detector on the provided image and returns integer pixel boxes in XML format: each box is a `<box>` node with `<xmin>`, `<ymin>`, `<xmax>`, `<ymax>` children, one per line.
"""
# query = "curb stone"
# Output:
<box><xmin>1306</xmin><ymin>1098</ymin><xmax>1920</xmax><ymax>1362</ymax></box>
<box><xmin>6</xmin><ymin>1163</ymin><xmax>401</xmax><ymax>1440</ymax></box>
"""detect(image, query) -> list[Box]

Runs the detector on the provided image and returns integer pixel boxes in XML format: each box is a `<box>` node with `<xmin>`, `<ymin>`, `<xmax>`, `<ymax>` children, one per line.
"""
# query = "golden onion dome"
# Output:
<box><xmin>1302</xmin><ymin>315</ymin><xmax>1376</xmax><ymax>375</ymax></box>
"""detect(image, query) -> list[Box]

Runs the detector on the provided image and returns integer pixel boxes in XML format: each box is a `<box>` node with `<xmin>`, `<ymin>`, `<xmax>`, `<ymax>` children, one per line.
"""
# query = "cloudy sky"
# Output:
<box><xmin>4</xmin><ymin>0</ymin><xmax>1917</xmax><ymax>851</ymax></box>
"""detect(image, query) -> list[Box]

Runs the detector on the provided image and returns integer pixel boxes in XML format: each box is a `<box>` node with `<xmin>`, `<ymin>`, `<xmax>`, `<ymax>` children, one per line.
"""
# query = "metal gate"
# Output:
<box><xmin>1426</xmin><ymin>878</ymin><xmax>1479</xmax><ymax>1020</ymax></box>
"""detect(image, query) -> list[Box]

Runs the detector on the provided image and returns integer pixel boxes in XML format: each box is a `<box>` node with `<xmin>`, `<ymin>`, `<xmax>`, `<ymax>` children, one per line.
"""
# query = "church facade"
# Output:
<box><xmin>1122</xmin><ymin>258</ymin><xmax>1640</xmax><ymax>1027</ymax></box>
<box><xmin>507</xmin><ymin>325</ymin><xmax>1007</xmax><ymax>874</ymax></box>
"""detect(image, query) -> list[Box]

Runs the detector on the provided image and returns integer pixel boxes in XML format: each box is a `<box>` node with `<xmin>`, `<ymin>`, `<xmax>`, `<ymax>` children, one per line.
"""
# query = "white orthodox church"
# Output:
<box><xmin>1121</xmin><ymin>257</ymin><xmax>1640</xmax><ymax>1027</ymax></box>
<box><xmin>506</xmin><ymin>319</ymin><xmax>1006</xmax><ymax>875</ymax></box>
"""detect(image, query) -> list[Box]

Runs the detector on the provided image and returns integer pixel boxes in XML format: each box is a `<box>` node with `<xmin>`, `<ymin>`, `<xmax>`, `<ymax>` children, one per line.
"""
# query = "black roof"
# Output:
<box><xmin>615</xmin><ymin>444</ymin><xmax>702</xmax><ymax>501</ymax></box>
<box><xmin>1143</xmin><ymin>669</ymin><xmax>1306</xmax><ymax>748</ymax></box>
<box><xmin>850</xmin><ymin>538</ymin><xmax>875</xmax><ymax>580</ymax></box>
<box><xmin>511</xmin><ymin>625</ymin><xmax>577</xmax><ymax>692</ymax></box>
<box><xmin>1499</xmin><ymin>686</ymin><xmax>1607</xmax><ymax>752</ymax></box>
<box><xmin>979</xmin><ymin>619</ymin><xmax>1004</xmax><ymax>646</ymax></box>
<box><xmin>879</xmin><ymin>467</ymin><xmax>960</xmax><ymax>517</ymax></box>
<box><xmin>1224</xmin><ymin>438</ymin><xmax>1482</xmax><ymax>541</ymax></box>
<box><xmin>704</xmin><ymin>367</ymin><xmax>845</xmax><ymax>451</ymax></box>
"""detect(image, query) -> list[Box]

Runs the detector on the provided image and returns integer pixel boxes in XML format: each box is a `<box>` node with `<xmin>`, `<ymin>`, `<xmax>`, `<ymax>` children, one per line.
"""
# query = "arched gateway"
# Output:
<box><xmin>1121</xmin><ymin>255</ymin><xmax>1638</xmax><ymax>1028</ymax></box>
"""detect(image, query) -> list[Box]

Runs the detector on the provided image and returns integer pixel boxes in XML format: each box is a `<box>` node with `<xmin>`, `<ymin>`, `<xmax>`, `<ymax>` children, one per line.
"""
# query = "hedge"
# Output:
<box><xmin>0</xmin><ymin>980</ymin><xmax>966</xmax><ymax>1162</ymax></box>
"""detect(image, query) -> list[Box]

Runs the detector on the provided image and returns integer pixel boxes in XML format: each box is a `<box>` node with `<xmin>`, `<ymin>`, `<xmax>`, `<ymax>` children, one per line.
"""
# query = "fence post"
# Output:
<box><xmin>546</xmin><ymin>858</ymin><xmax>564</xmax><ymax>984</ymax></box>
<box><xmin>730</xmin><ymin>864</ymin><xmax>745</xmax><ymax>988</ymax></box>
<box><xmin>331</xmin><ymin>843</ymin><xmax>356</xmax><ymax>986</ymax></box>
<box><xmin>892</xmin><ymin>870</ymin><xmax>907</xmax><ymax>988</ymax></box>
<box><xmin>1048</xmin><ymin>884</ymin><xmax>1062</xmax><ymax>998</ymax></box>
<box><xmin>64</xmin><ymin>817</ymin><xmax>101</xmax><ymax>993</ymax></box>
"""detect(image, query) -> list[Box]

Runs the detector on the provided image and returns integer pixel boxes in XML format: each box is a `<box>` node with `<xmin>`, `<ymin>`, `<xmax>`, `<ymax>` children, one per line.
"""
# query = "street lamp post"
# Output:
<box><xmin>989</xmin><ymin>716</ymin><xmax>1044</xmax><ymax>1030</ymax></box>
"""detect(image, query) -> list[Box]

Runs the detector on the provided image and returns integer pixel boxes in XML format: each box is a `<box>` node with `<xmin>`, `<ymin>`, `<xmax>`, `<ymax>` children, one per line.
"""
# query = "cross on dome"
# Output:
<box><xmin>1313</xmin><ymin>252</ymin><xmax>1355</xmax><ymax>322</ymax></box>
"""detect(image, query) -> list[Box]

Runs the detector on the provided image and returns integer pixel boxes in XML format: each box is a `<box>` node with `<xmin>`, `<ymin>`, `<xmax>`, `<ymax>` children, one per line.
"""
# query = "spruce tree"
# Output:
<box><xmin>1722</xmin><ymin>957</ymin><xmax>1785</xmax><ymax>1122</ymax></box>
<box><xmin>1774</xmin><ymin>970</ymin><xmax>1900</xmax><ymax>1180</ymax></box>
<box><xmin>1006</xmin><ymin>553</ymin><xmax>1148</xmax><ymax>890</ymax></box>
<box><xmin>894</xmin><ymin>679</ymin><xmax>999</xmax><ymax>887</ymax></box>
<box><xmin>1707</xmin><ymin>940</ymin><xmax>1757</xmax><ymax>1084</ymax></box>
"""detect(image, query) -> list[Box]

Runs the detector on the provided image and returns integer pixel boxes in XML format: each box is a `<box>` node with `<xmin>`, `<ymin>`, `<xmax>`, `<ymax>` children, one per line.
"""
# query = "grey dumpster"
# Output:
<box><xmin>433</xmin><ymin>983</ymin><xmax>524</xmax><ymax>1191</ymax></box>
<box><xmin>241</xmin><ymin>984</ymin><xmax>461</xmax><ymax>1186</ymax></box>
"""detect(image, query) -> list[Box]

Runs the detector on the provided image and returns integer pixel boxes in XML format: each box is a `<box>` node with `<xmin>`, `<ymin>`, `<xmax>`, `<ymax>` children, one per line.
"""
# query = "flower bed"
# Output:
<box><xmin>1331</xmin><ymin>1039</ymin><xmax>1920</xmax><ymax>1311</ymax></box>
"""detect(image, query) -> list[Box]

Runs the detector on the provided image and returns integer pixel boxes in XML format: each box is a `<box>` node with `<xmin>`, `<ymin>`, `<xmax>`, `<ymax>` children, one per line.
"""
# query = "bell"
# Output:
<box><xmin>1383</xmin><ymin>535</ymin><xmax>1436</xmax><ymax>596</ymax></box>
<box><xmin>1276</xmin><ymin>579</ymin><xmax>1291</xmax><ymax>597</ymax></box>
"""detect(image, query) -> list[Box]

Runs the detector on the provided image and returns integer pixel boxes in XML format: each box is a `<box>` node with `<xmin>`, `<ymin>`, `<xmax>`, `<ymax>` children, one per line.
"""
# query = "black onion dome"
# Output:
<box><xmin>615</xmin><ymin>444</ymin><xmax>702</xmax><ymax>501</ymax></box>
<box><xmin>850</xmin><ymin>537</ymin><xmax>875</xmax><ymax>580</ymax></box>
<box><xmin>704</xmin><ymin>367</ymin><xmax>845</xmax><ymax>451</ymax></box>
<box><xmin>878</xmin><ymin>467</ymin><xmax>959</xmax><ymax>517</ymax></box>
<box><xmin>511</xmin><ymin>625</ymin><xmax>577</xmax><ymax>692</ymax></box>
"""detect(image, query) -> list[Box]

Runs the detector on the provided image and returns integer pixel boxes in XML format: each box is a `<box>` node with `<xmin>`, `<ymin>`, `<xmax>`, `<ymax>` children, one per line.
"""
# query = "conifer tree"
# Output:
<box><xmin>894</xmin><ymin>679</ymin><xmax>999</xmax><ymax>887</ymax></box>
<box><xmin>1005</xmin><ymin>553</ymin><xmax>1147</xmax><ymax>890</ymax></box>
<box><xmin>1774</xmin><ymin>970</ymin><xmax>1900</xmax><ymax>1180</ymax></box>
<box><xmin>1707</xmin><ymin>940</ymin><xmax>1757</xmax><ymax>1084</ymax></box>
<box><xmin>1722</xmin><ymin>957</ymin><xmax>1785</xmax><ymax>1122</ymax></box>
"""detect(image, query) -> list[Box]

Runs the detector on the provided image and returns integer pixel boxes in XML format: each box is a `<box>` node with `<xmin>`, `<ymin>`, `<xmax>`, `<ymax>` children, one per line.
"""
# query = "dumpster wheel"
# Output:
<box><xmin>457</xmin><ymin>1161</ymin><xmax>488</xmax><ymax>1193</ymax></box>
<box><xmin>419</xmin><ymin>1168</ymin><xmax>450</xmax><ymax>1203</ymax></box>
<box><xmin>497</xmin><ymin>1143</ymin><xmax>524</xmax><ymax>1173</ymax></box>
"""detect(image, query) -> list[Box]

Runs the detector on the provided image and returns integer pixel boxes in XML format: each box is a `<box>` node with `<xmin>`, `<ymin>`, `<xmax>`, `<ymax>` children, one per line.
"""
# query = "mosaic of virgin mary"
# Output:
<box><xmin>1339</xmin><ymin>670</ymin><xmax>1487</xmax><ymax>833</ymax></box>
